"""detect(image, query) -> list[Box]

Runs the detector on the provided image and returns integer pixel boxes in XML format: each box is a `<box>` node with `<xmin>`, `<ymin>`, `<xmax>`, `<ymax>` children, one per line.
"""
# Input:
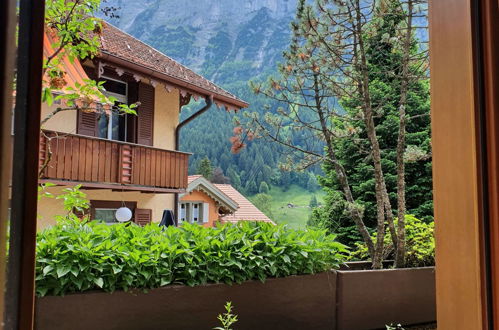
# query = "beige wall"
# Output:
<box><xmin>153</xmin><ymin>87</ymin><xmax>179</xmax><ymax>150</ymax></box>
<box><xmin>40</xmin><ymin>102</ymin><xmax>77</xmax><ymax>133</ymax></box>
<box><xmin>37</xmin><ymin>185</ymin><xmax>175</xmax><ymax>230</ymax></box>
<box><xmin>180</xmin><ymin>190</ymin><xmax>220</xmax><ymax>227</ymax></box>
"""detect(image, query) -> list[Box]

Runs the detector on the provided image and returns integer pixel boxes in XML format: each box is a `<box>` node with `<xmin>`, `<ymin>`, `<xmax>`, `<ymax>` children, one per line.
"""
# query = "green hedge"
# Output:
<box><xmin>36</xmin><ymin>221</ymin><xmax>347</xmax><ymax>296</ymax></box>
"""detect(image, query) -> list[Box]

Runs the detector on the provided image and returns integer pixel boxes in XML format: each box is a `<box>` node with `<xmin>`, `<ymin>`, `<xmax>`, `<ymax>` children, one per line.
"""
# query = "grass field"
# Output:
<box><xmin>249</xmin><ymin>185</ymin><xmax>325</xmax><ymax>229</ymax></box>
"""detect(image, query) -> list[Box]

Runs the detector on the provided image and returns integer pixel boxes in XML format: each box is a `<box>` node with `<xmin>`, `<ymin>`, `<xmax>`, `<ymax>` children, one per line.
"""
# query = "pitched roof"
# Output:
<box><xmin>213</xmin><ymin>184</ymin><xmax>275</xmax><ymax>224</ymax></box>
<box><xmin>98</xmin><ymin>23</ymin><xmax>248</xmax><ymax>110</ymax></box>
<box><xmin>181</xmin><ymin>176</ymin><xmax>238</xmax><ymax>213</ymax></box>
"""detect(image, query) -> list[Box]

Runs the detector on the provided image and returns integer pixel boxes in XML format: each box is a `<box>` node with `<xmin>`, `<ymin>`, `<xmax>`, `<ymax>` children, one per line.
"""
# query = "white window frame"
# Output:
<box><xmin>94</xmin><ymin>207</ymin><xmax>119</xmax><ymax>225</ymax></box>
<box><xmin>178</xmin><ymin>202</ymin><xmax>209</xmax><ymax>224</ymax></box>
<box><xmin>101</xmin><ymin>75</ymin><xmax>128</xmax><ymax>141</ymax></box>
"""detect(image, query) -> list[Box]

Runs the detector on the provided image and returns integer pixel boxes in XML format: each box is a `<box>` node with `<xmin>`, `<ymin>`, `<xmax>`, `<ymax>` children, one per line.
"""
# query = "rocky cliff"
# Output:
<box><xmin>103</xmin><ymin>0</ymin><xmax>297</xmax><ymax>81</ymax></box>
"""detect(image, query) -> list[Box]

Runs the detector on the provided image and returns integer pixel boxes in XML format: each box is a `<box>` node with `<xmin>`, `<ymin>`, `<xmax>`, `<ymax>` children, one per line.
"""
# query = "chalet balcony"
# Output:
<box><xmin>39</xmin><ymin>130</ymin><xmax>190</xmax><ymax>193</ymax></box>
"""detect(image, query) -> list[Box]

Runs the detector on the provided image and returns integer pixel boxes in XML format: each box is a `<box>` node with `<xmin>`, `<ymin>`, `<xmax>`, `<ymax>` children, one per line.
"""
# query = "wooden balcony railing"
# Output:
<box><xmin>39</xmin><ymin>130</ymin><xmax>190</xmax><ymax>192</ymax></box>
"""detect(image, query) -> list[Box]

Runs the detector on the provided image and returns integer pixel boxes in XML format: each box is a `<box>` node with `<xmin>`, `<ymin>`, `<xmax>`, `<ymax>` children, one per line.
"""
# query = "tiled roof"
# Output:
<box><xmin>98</xmin><ymin>23</ymin><xmax>248</xmax><ymax>109</ymax></box>
<box><xmin>187</xmin><ymin>175</ymin><xmax>202</xmax><ymax>184</ymax></box>
<box><xmin>213</xmin><ymin>184</ymin><xmax>274</xmax><ymax>224</ymax></box>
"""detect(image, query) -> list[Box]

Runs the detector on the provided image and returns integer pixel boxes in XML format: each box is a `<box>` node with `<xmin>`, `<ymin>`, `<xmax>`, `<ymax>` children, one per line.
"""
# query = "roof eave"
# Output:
<box><xmin>181</xmin><ymin>177</ymin><xmax>239</xmax><ymax>212</ymax></box>
<box><xmin>98</xmin><ymin>52</ymin><xmax>249</xmax><ymax>110</ymax></box>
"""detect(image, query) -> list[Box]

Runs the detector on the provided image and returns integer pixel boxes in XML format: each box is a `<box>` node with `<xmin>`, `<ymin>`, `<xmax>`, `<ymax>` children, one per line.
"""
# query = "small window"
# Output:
<box><xmin>178</xmin><ymin>202</ymin><xmax>207</xmax><ymax>224</ymax></box>
<box><xmin>94</xmin><ymin>208</ymin><xmax>120</xmax><ymax>225</ymax></box>
<box><xmin>90</xmin><ymin>200</ymin><xmax>137</xmax><ymax>225</ymax></box>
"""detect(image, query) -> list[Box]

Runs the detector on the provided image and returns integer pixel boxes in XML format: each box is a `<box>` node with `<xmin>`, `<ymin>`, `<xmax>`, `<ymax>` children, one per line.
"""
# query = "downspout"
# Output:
<box><xmin>174</xmin><ymin>95</ymin><xmax>213</xmax><ymax>225</ymax></box>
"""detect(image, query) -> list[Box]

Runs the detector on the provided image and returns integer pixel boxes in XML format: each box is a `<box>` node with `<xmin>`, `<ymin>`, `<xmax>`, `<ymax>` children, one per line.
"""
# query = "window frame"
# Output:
<box><xmin>178</xmin><ymin>201</ymin><xmax>207</xmax><ymax>224</ymax></box>
<box><xmin>89</xmin><ymin>200</ymin><xmax>137</xmax><ymax>224</ymax></box>
<box><xmin>100</xmin><ymin>75</ymin><xmax>128</xmax><ymax>141</ymax></box>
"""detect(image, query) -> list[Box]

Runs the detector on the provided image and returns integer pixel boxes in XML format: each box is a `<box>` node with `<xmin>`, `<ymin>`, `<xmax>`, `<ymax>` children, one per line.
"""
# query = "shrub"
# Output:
<box><xmin>36</xmin><ymin>221</ymin><xmax>347</xmax><ymax>296</ymax></box>
<box><xmin>349</xmin><ymin>215</ymin><xmax>435</xmax><ymax>267</ymax></box>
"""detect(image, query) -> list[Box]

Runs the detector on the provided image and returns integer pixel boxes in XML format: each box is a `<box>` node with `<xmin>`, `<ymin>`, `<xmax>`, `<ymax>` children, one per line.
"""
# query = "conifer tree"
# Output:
<box><xmin>197</xmin><ymin>157</ymin><xmax>213</xmax><ymax>180</ymax></box>
<box><xmin>315</xmin><ymin>0</ymin><xmax>431</xmax><ymax>244</ymax></box>
<box><xmin>246</xmin><ymin>0</ymin><xmax>428</xmax><ymax>268</ymax></box>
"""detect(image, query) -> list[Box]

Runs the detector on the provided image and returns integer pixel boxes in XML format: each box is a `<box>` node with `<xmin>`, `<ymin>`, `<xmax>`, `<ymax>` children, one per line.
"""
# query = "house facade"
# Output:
<box><xmin>179</xmin><ymin>175</ymin><xmax>274</xmax><ymax>226</ymax></box>
<box><xmin>37</xmin><ymin>23</ymin><xmax>247</xmax><ymax>229</ymax></box>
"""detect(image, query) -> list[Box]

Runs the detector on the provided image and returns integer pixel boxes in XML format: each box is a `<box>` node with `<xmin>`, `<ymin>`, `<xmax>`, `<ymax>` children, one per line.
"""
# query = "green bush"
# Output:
<box><xmin>36</xmin><ymin>221</ymin><xmax>347</xmax><ymax>296</ymax></box>
<box><xmin>349</xmin><ymin>215</ymin><xmax>435</xmax><ymax>267</ymax></box>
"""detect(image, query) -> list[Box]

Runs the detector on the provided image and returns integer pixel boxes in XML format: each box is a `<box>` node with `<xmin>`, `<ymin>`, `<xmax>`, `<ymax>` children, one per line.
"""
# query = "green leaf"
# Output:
<box><xmin>93</xmin><ymin>277</ymin><xmax>104</xmax><ymax>288</ymax></box>
<box><xmin>56</xmin><ymin>266</ymin><xmax>71</xmax><ymax>278</ymax></box>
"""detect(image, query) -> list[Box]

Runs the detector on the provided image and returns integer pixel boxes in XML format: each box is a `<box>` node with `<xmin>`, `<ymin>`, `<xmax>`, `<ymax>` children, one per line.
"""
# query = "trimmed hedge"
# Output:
<box><xmin>36</xmin><ymin>221</ymin><xmax>347</xmax><ymax>296</ymax></box>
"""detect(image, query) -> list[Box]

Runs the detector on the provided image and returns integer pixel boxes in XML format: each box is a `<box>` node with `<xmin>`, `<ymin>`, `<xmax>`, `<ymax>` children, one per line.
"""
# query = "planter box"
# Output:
<box><xmin>336</xmin><ymin>266</ymin><xmax>436</xmax><ymax>330</ymax></box>
<box><xmin>35</xmin><ymin>272</ymin><xmax>337</xmax><ymax>330</ymax></box>
<box><xmin>35</xmin><ymin>266</ymin><xmax>435</xmax><ymax>330</ymax></box>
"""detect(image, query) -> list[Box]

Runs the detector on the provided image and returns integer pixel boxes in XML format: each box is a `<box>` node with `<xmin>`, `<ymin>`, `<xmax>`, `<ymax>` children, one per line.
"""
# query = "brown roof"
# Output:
<box><xmin>187</xmin><ymin>175</ymin><xmax>202</xmax><ymax>184</ymax></box>
<box><xmin>213</xmin><ymin>184</ymin><xmax>274</xmax><ymax>224</ymax></box>
<box><xmin>98</xmin><ymin>23</ymin><xmax>248</xmax><ymax>109</ymax></box>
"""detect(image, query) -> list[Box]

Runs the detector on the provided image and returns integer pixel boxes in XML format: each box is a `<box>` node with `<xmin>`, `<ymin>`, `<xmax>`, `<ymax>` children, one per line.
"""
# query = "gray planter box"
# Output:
<box><xmin>35</xmin><ymin>266</ymin><xmax>435</xmax><ymax>330</ymax></box>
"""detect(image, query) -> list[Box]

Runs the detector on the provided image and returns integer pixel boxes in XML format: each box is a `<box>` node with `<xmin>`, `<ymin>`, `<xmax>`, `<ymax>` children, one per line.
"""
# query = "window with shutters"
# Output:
<box><xmin>97</xmin><ymin>76</ymin><xmax>129</xmax><ymax>142</ymax></box>
<box><xmin>178</xmin><ymin>202</ymin><xmax>209</xmax><ymax>224</ymax></box>
<box><xmin>89</xmin><ymin>200</ymin><xmax>137</xmax><ymax>225</ymax></box>
<box><xmin>76</xmin><ymin>76</ymin><xmax>151</xmax><ymax>145</ymax></box>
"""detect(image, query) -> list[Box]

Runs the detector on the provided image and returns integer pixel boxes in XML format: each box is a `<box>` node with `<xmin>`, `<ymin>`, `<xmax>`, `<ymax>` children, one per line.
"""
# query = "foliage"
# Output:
<box><xmin>211</xmin><ymin>167</ymin><xmax>230</xmax><ymax>184</ymax></box>
<box><xmin>259</xmin><ymin>181</ymin><xmax>270</xmax><ymax>194</ymax></box>
<box><xmin>214</xmin><ymin>302</ymin><xmax>238</xmax><ymax>330</ymax></box>
<box><xmin>251</xmin><ymin>193</ymin><xmax>274</xmax><ymax>219</ymax></box>
<box><xmin>197</xmin><ymin>157</ymin><xmax>213</xmax><ymax>180</ymax></box>
<box><xmin>42</xmin><ymin>0</ymin><xmax>136</xmax><ymax>126</ymax></box>
<box><xmin>36</xmin><ymin>221</ymin><xmax>347</xmax><ymax>296</ymax></box>
<box><xmin>349</xmin><ymin>215</ymin><xmax>434</xmax><ymax>267</ymax></box>
<box><xmin>321</xmin><ymin>0</ymin><xmax>432</xmax><ymax>230</ymax></box>
<box><xmin>308</xmin><ymin>189</ymin><xmax>363</xmax><ymax>247</ymax></box>
<box><xmin>309</xmin><ymin>195</ymin><xmax>318</xmax><ymax>208</ymax></box>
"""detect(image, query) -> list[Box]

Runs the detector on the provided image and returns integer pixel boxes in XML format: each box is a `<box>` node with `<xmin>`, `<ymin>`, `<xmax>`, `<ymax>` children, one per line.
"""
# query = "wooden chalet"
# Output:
<box><xmin>37</xmin><ymin>23</ymin><xmax>247</xmax><ymax>228</ymax></box>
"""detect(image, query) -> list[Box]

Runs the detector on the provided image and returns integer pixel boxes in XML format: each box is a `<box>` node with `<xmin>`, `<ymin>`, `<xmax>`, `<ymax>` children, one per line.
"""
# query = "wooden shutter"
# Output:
<box><xmin>127</xmin><ymin>81</ymin><xmax>139</xmax><ymax>143</ymax></box>
<box><xmin>137</xmin><ymin>82</ymin><xmax>154</xmax><ymax>146</ymax></box>
<box><xmin>134</xmin><ymin>208</ymin><xmax>152</xmax><ymax>226</ymax></box>
<box><xmin>77</xmin><ymin>110</ymin><xmax>97</xmax><ymax>136</ymax></box>
<box><xmin>202</xmin><ymin>203</ymin><xmax>209</xmax><ymax>223</ymax></box>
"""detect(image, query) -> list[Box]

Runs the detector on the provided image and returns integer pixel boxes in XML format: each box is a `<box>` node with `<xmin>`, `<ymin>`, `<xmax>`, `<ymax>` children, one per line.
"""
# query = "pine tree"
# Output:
<box><xmin>197</xmin><ymin>157</ymin><xmax>213</xmax><ymax>180</ymax></box>
<box><xmin>309</xmin><ymin>195</ymin><xmax>318</xmax><ymax>208</ymax></box>
<box><xmin>314</xmin><ymin>0</ymin><xmax>431</xmax><ymax>246</ymax></box>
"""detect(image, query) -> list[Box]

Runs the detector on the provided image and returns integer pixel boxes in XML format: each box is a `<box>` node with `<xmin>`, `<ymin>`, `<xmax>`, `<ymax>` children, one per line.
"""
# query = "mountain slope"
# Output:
<box><xmin>101</xmin><ymin>0</ymin><xmax>313</xmax><ymax>195</ymax></box>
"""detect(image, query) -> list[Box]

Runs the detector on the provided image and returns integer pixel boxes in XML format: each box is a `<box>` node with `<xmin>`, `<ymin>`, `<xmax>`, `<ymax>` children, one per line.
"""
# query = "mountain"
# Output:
<box><xmin>101</xmin><ymin>0</ymin><xmax>313</xmax><ymax>195</ymax></box>
<box><xmin>103</xmin><ymin>0</ymin><xmax>297</xmax><ymax>81</ymax></box>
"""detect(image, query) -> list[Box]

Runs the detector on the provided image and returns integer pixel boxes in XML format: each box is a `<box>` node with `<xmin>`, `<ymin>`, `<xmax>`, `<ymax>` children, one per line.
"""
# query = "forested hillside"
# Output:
<box><xmin>102</xmin><ymin>0</ymin><xmax>318</xmax><ymax>195</ymax></box>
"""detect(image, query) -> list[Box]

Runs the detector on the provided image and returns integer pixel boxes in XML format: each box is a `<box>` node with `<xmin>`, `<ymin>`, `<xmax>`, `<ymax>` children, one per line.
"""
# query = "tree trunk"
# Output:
<box><xmin>394</xmin><ymin>0</ymin><xmax>414</xmax><ymax>268</ymax></box>
<box><xmin>353</xmin><ymin>0</ymin><xmax>394</xmax><ymax>269</ymax></box>
<box><xmin>312</xmin><ymin>73</ymin><xmax>376</xmax><ymax>259</ymax></box>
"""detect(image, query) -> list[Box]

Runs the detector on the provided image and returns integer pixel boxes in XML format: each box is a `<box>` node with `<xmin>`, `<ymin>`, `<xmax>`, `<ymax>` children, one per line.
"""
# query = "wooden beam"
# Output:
<box><xmin>5</xmin><ymin>0</ymin><xmax>45</xmax><ymax>329</ymax></box>
<box><xmin>481</xmin><ymin>0</ymin><xmax>499</xmax><ymax>325</ymax></box>
<box><xmin>430</xmin><ymin>0</ymin><xmax>490</xmax><ymax>328</ymax></box>
<box><xmin>39</xmin><ymin>179</ymin><xmax>186</xmax><ymax>194</ymax></box>
<box><xmin>0</xmin><ymin>0</ymin><xmax>17</xmax><ymax>326</ymax></box>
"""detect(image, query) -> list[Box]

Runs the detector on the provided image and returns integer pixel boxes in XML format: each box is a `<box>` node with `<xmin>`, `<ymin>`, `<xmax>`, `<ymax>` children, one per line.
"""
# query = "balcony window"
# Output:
<box><xmin>99</xmin><ymin>76</ymin><xmax>128</xmax><ymax>142</ymax></box>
